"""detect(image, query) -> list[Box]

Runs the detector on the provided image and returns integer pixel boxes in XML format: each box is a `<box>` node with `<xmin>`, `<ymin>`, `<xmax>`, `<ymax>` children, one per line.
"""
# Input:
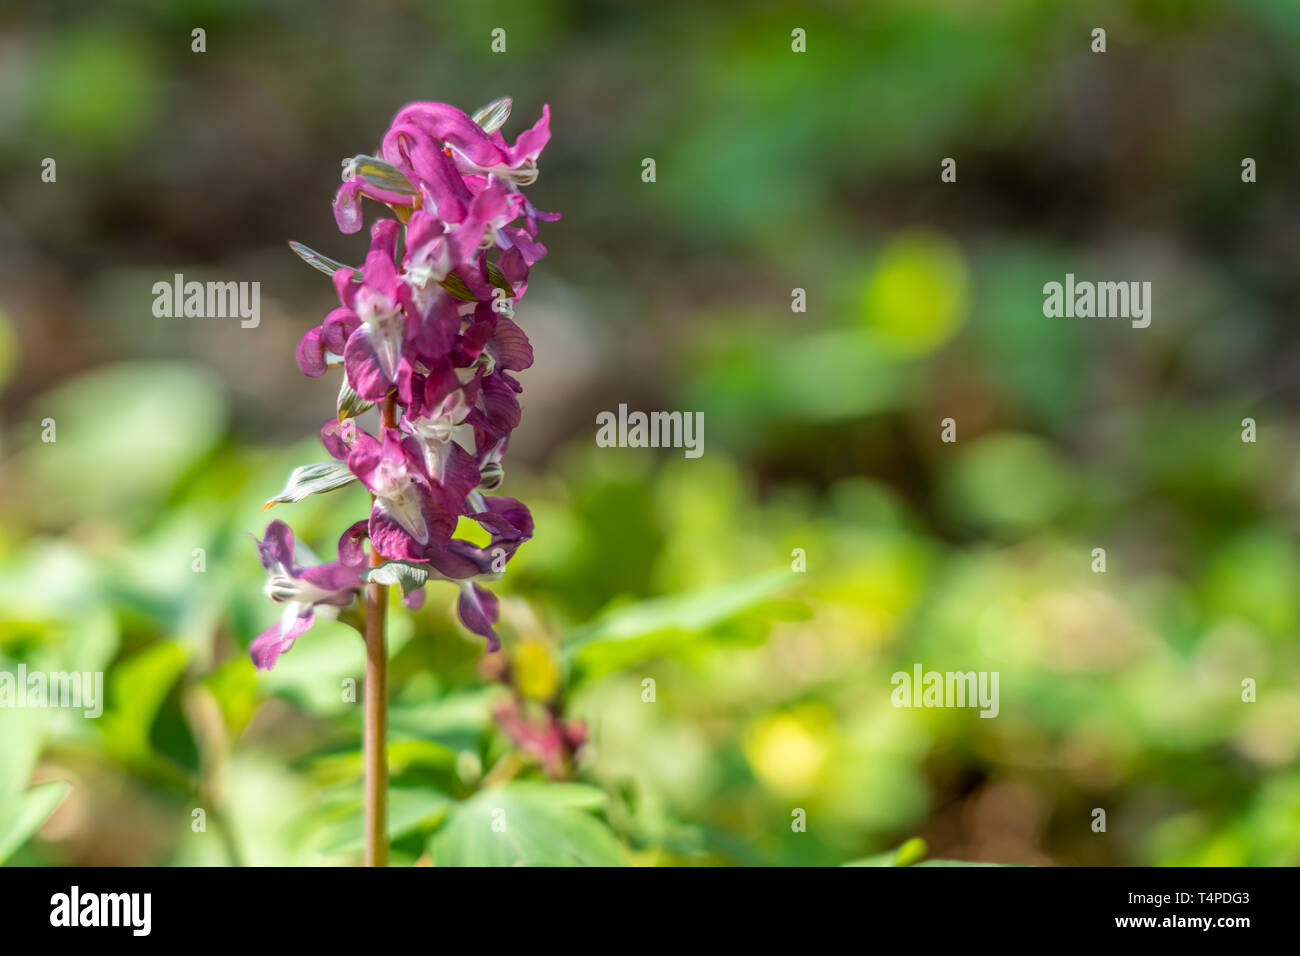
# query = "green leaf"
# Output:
<box><xmin>260</xmin><ymin>619</ymin><xmax>411</xmax><ymax>717</ymax></box>
<box><xmin>388</xmin><ymin>688</ymin><xmax>501</xmax><ymax>752</ymax></box>
<box><xmin>99</xmin><ymin>640</ymin><xmax>189</xmax><ymax>767</ymax></box>
<box><xmin>504</xmin><ymin>781</ymin><xmax>611</xmax><ymax>811</ymax></box>
<box><xmin>431</xmin><ymin>782</ymin><xmax>626</xmax><ymax>867</ymax></box>
<box><xmin>311</xmin><ymin>740</ymin><xmax>455</xmax><ymax>785</ymax></box>
<box><xmin>264</xmin><ymin>461</ymin><xmax>356</xmax><ymax>509</ymax></box>
<box><xmin>564</xmin><ymin>568</ymin><xmax>791</xmax><ymax>658</ymax></box>
<box><xmin>857</xmin><ymin>231</ymin><xmax>969</xmax><ymax>358</ymax></box>
<box><xmin>366</xmin><ymin>560</ymin><xmax>430</xmax><ymax>594</ymax></box>
<box><xmin>0</xmin><ymin>780</ymin><xmax>71</xmax><ymax>863</ymax></box>
<box><xmin>894</xmin><ymin>836</ymin><xmax>928</xmax><ymax>866</ymax></box>
<box><xmin>0</xmin><ymin>706</ymin><xmax>45</xmax><ymax>801</ymax></box>
<box><xmin>471</xmin><ymin>96</ymin><xmax>512</xmax><ymax>134</ymax></box>
<box><xmin>22</xmin><ymin>361</ymin><xmax>225</xmax><ymax>524</ymax></box>
<box><xmin>845</xmin><ymin>837</ymin><xmax>929</xmax><ymax>867</ymax></box>
<box><xmin>915</xmin><ymin>860</ymin><xmax>1019</xmax><ymax>867</ymax></box>
<box><xmin>203</xmin><ymin>657</ymin><xmax>259</xmax><ymax>739</ymax></box>
<box><xmin>316</xmin><ymin>787</ymin><xmax>452</xmax><ymax>855</ymax></box>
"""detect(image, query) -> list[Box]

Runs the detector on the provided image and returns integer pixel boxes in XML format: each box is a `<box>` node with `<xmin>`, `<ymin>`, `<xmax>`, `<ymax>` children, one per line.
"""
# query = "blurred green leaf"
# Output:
<box><xmin>31</xmin><ymin>29</ymin><xmax>156</xmax><ymax>151</ymax></box>
<box><xmin>22</xmin><ymin>361</ymin><xmax>225</xmax><ymax>524</ymax></box>
<box><xmin>388</xmin><ymin>687</ymin><xmax>498</xmax><ymax>752</ymax></box>
<box><xmin>844</xmin><ymin>836</ymin><xmax>928</xmax><ymax>866</ymax></box>
<box><xmin>858</xmin><ymin>232</ymin><xmax>969</xmax><ymax>357</ymax></box>
<box><xmin>0</xmin><ymin>780</ymin><xmax>70</xmax><ymax>864</ymax></box>
<box><xmin>203</xmin><ymin>657</ymin><xmax>258</xmax><ymax>739</ymax></box>
<box><xmin>316</xmin><ymin>787</ymin><xmax>452</xmax><ymax>856</ymax></box>
<box><xmin>504</xmin><ymin>781</ymin><xmax>611</xmax><ymax>811</ymax></box>
<box><xmin>941</xmin><ymin>432</ymin><xmax>1073</xmax><ymax>533</ymax></box>
<box><xmin>260</xmin><ymin>618</ymin><xmax>409</xmax><ymax>717</ymax></box>
<box><xmin>431</xmin><ymin>782</ymin><xmax>625</xmax><ymax>867</ymax></box>
<box><xmin>0</xmin><ymin>706</ymin><xmax>45</xmax><ymax>800</ymax></box>
<box><xmin>564</xmin><ymin>568</ymin><xmax>792</xmax><ymax>662</ymax></box>
<box><xmin>99</xmin><ymin>640</ymin><xmax>189</xmax><ymax>769</ymax></box>
<box><xmin>0</xmin><ymin>306</ymin><xmax>15</xmax><ymax>390</ymax></box>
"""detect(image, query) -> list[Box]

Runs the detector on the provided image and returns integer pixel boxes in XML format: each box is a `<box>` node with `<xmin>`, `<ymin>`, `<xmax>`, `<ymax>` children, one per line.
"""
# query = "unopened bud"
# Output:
<box><xmin>479</xmin><ymin>461</ymin><xmax>504</xmax><ymax>489</ymax></box>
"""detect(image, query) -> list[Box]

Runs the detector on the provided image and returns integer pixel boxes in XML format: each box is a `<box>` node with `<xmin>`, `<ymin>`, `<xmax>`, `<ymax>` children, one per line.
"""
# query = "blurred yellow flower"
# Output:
<box><xmin>742</xmin><ymin>704</ymin><xmax>835</xmax><ymax>797</ymax></box>
<box><xmin>513</xmin><ymin>639</ymin><xmax>562</xmax><ymax>702</ymax></box>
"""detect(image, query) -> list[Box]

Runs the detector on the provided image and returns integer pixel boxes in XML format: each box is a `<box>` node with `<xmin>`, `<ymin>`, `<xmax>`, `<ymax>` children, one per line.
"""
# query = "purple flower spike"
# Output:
<box><xmin>264</xmin><ymin>97</ymin><xmax>556</xmax><ymax>664</ymax></box>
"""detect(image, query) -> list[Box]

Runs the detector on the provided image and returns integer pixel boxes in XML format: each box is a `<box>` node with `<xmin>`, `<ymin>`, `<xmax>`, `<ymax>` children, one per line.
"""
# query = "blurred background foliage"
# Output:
<box><xmin>2</xmin><ymin>0</ymin><xmax>1300</xmax><ymax>866</ymax></box>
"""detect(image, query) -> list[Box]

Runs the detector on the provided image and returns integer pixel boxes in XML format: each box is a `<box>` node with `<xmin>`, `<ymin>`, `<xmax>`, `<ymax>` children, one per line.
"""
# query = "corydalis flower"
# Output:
<box><xmin>347</xmin><ymin>427</ymin><xmax>442</xmax><ymax>559</ymax></box>
<box><xmin>400</xmin><ymin>362</ymin><xmax>472</xmax><ymax>483</ymax></box>
<box><xmin>384</xmin><ymin>101</ymin><xmax>550</xmax><ymax>193</ymax></box>
<box><xmin>336</xmin><ymin>100</ymin><xmax>548</xmax><ymax>236</ymax></box>
<box><xmin>263</xmin><ymin>95</ymin><xmax>555</xmax><ymax>668</ymax></box>
<box><xmin>402</xmin><ymin>191</ymin><xmax>522</xmax><ymax>310</ymax></box>
<box><xmin>296</xmin><ymin>219</ymin><xmax>420</xmax><ymax>403</ymax></box>
<box><xmin>422</xmin><ymin>493</ymin><xmax>534</xmax><ymax>651</ymax></box>
<box><xmin>251</xmin><ymin>520</ymin><xmax>367</xmax><ymax>671</ymax></box>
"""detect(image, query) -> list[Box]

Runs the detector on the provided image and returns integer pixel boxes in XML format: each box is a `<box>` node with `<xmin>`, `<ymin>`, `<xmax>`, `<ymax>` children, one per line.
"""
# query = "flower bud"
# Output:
<box><xmin>479</xmin><ymin>461</ymin><xmax>504</xmax><ymax>489</ymax></box>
